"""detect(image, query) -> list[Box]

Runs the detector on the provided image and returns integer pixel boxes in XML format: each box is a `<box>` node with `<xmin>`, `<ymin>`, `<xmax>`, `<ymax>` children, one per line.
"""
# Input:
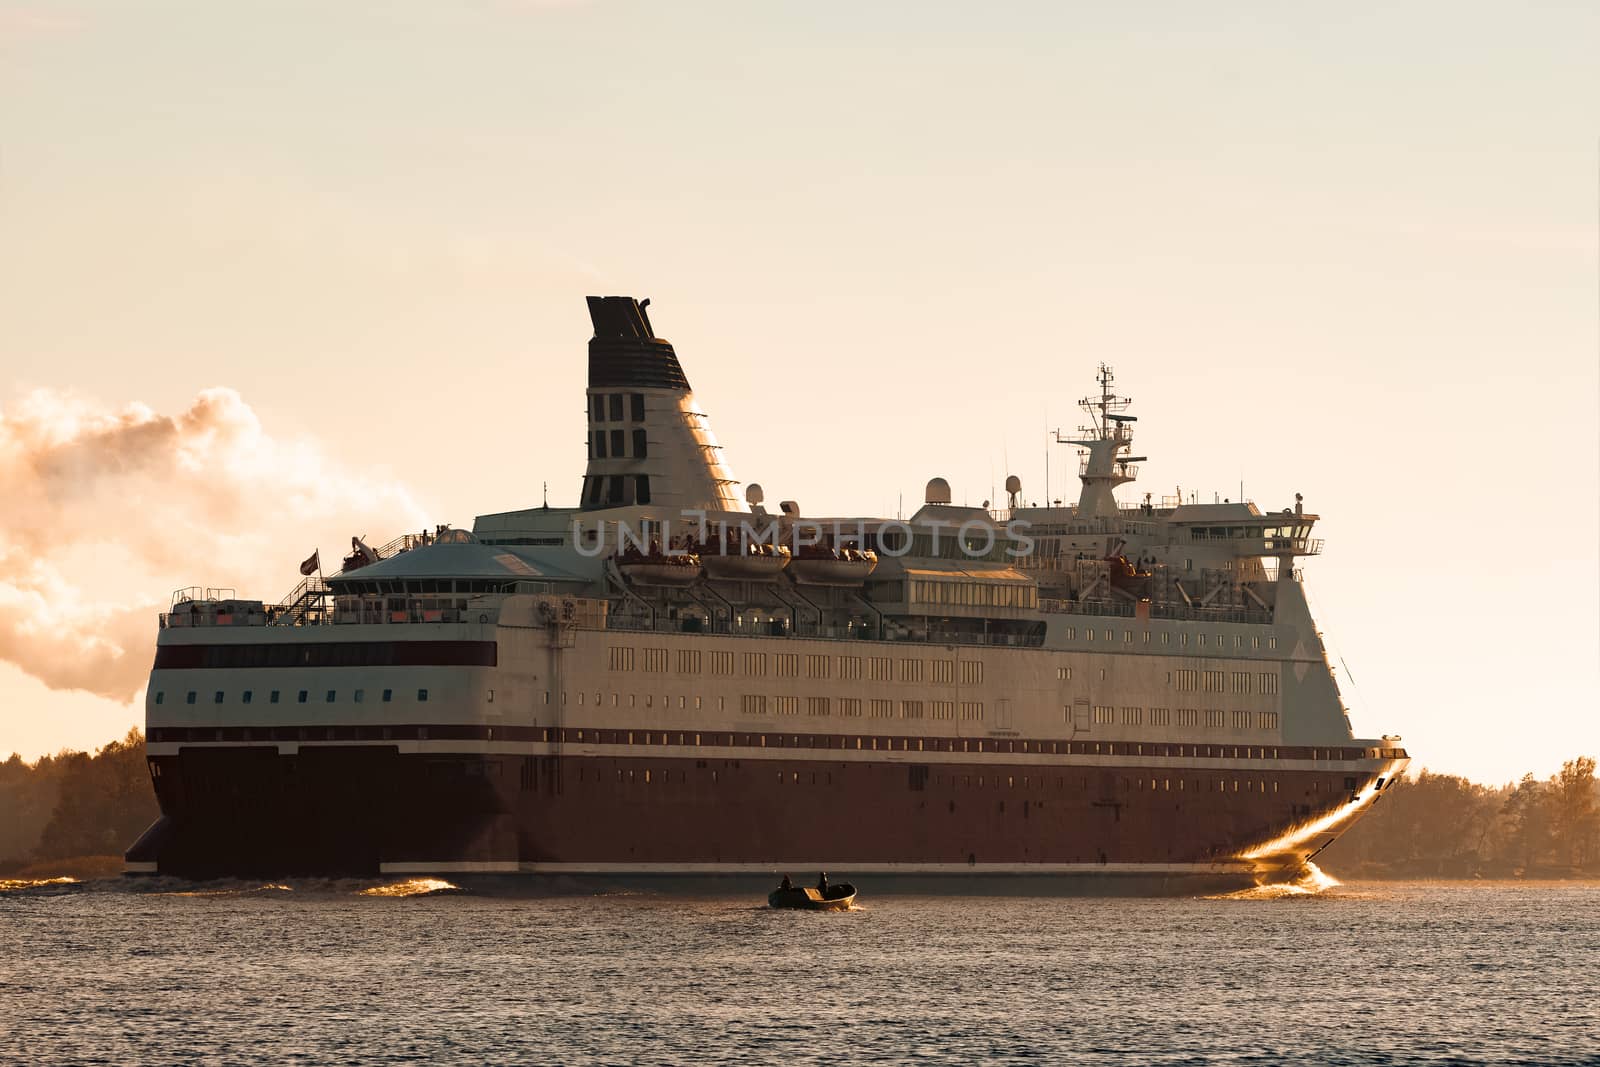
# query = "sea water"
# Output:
<box><xmin>2</xmin><ymin>877</ymin><xmax>1597</xmax><ymax>1065</ymax></box>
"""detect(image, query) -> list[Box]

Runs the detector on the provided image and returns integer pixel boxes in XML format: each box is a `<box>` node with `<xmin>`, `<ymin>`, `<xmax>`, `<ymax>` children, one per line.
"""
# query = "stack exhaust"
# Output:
<box><xmin>579</xmin><ymin>296</ymin><xmax>744</xmax><ymax>514</ymax></box>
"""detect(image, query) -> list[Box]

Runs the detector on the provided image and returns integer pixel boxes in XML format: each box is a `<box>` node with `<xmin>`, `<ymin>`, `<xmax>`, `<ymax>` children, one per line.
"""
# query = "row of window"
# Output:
<box><xmin>589</xmin><ymin>428</ymin><xmax>649</xmax><ymax>461</ymax></box>
<box><xmin>1065</xmin><ymin>626</ymin><xmax>1278</xmax><ymax>652</ymax></box>
<box><xmin>156</xmin><ymin>688</ymin><xmax>429</xmax><ymax>706</ymax></box>
<box><xmin>1085</xmin><ymin>706</ymin><xmax>1279</xmax><ymax>731</ymax></box>
<box><xmin>611</xmin><ymin>647</ymin><xmax>985</xmax><ymax>685</ymax></box>
<box><xmin>589</xmin><ymin>765</ymin><xmax>1289</xmax><ymax>796</ymax></box>
<box><xmin>590</xmin><ymin>391</ymin><xmax>648</xmax><ymax>424</ymax></box>
<box><xmin>907</xmin><ymin>580</ymin><xmax>1039</xmax><ymax>610</ymax></box>
<box><xmin>1171</xmin><ymin>670</ymin><xmax>1280</xmax><ymax>695</ymax></box>
<box><xmin>581</xmin><ymin>473</ymin><xmax>651</xmax><ymax>508</ymax></box>
<box><xmin>736</xmin><ymin>695</ymin><xmax>989</xmax><ymax>721</ymax></box>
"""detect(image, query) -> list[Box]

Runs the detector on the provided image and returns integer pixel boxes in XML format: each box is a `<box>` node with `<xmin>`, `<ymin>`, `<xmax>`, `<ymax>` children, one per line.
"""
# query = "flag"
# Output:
<box><xmin>299</xmin><ymin>550</ymin><xmax>320</xmax><ymax>576</ymax></box>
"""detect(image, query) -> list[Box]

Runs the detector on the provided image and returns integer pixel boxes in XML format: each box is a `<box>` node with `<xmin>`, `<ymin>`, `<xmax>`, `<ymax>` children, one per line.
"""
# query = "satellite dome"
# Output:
<box><xmin>746</xmin><ymin>484</ymin><xmax>765</xmax><ymax>506</ymax></box>
<box><xmin>1005</xmin><ymin>475</ymin><xmax>1022</xmax><ymax>495</ymax></box>
<box><xmin>925</xmin><ymin>477</ymin><xmax>952</xmax><ymax>505</ymax></box>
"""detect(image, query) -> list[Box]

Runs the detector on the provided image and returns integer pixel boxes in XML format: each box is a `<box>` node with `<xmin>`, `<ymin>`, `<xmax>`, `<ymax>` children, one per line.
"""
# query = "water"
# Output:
<box><xmin>3</xmin><ymin>876</ymin><xmax>1598</xmax><ymax>1065</ymax></box>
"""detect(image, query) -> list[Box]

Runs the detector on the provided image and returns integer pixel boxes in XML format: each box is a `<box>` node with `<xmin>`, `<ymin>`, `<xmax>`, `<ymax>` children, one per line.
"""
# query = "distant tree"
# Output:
<box><xmin>1498</xmin><ymin>773</ymin><xmax>1555</xmax><ymax>872</ymax></box>
<box><xmin>32</xmin><ymin>728</ymin><xmax>159</xmax><ymax>862</ymax></box>
<box><xmin>1548</xmin><ymin>757</ymin><xmax>1598</xmax><ymax>869</ymax></box>
<box><xmin>0</xmin><ymin>751</ymin><xmax>67</xmax><ymax>867</ymax></box>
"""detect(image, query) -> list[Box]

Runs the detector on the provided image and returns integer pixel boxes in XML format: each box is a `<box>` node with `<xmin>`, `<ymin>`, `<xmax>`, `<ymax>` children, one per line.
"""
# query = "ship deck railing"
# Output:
<box><xmin>161</xmin><ymin>597</ymin><xmax>1274</xmax><ymax>632</ymax></box>
<box><xmin>1038</xmin><ymin>598</ymin><xmax>1273</xmax><ymax>626</ymax></box>
<box><xmin>598</xmin><ymin>614</ymin><xmax>1045</xmax><ymax>647</ymax></box>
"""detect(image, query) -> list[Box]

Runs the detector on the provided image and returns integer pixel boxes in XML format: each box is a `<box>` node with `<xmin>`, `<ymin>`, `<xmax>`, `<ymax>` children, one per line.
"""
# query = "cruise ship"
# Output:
<box><xmin>128</xmin><ymin>296</ymin><xmax>1409</xmax><ymax>891</ymax></box>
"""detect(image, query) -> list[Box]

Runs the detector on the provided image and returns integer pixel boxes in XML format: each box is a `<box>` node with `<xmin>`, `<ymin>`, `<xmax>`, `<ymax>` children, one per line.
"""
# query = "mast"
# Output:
<box><xmin>1055</xmin><ymin>364</ymin><xmax>1146</xmax><ymax>519</ymax></box>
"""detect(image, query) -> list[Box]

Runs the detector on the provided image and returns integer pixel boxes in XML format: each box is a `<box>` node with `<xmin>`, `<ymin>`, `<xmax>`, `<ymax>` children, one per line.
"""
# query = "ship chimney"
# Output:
<box><xmin>579</xmin><ymin>296</ymin><xmax>744</xmax><ymax>513</ymax></box>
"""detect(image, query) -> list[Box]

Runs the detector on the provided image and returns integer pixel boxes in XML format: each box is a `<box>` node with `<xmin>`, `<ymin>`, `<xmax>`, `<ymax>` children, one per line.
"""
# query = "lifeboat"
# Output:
<box><xmin>697</xmin><ymin>532</ymin><xmax>791</xmax><ymax>581</ymax></box>
<box><xmin>788</xmin><ymin>543</ymin><xmax>878</xmax><ymax>586</ymax></box>
<box><xmin>615</xmin><ymin>541</ymin><xmax>703</xmax><ymax>586</ymax></box>
<box><xmin>1106</xmin><ymin>553</ymin><xmax>1152</xmax><ymax>594</ymax></box>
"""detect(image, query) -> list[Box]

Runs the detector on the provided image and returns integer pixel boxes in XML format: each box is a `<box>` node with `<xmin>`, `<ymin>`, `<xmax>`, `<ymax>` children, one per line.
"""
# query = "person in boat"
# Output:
<box><xmin>817</xmin><ymin>871</ymin><xmax>829</xmax><ymax>893</ymax></box>
<box><xmin>780</xmin><ymin>874</ymin><xmax>793</xmax><ymax>891</ymax></box>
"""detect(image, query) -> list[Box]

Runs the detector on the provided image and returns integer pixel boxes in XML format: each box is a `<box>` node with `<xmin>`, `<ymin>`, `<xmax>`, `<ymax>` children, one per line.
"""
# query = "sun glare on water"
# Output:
<box><xmin>0</xmin><ymin>876</ymin><xmax>79</xmax><ymax>892</ymax></box>
<box><xmin>359</xmin><ymin>877</ymin><xmax>460</xmax><ymax>898</ymax></box>
<box><xmin>1211</xmin><ymin>862</ymin><xmax>1343</xmax><ymax>900</ymax></box>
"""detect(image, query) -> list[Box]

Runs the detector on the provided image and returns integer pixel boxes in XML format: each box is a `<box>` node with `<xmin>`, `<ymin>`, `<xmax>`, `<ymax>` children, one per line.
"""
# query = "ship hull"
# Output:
<box><xmin>129</xmin><ymin>740</ymin><xmax>1405</xmax><ymax>891</ymax></box>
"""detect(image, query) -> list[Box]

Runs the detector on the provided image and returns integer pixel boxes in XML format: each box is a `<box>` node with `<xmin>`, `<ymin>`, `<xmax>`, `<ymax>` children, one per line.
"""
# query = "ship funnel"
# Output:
<box><xmin>579</xmin><ymin>296</ymin><xmax>744</xmax><ymax>513</ymax></box>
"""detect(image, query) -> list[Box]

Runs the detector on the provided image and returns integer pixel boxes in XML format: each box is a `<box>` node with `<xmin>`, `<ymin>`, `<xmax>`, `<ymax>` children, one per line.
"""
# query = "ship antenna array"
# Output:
<box><xmin>1078</xmin><ymin>362</ymin><xmax>1134</xmax><ymax>440</ymax></box>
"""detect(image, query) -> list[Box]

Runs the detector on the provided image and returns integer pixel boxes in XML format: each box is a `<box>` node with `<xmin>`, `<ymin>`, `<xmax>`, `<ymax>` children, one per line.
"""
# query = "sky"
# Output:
<box><xmin>0</xmin><ymin>0</ymin><xmax>1595</xmax><ymax>783</ymax></box>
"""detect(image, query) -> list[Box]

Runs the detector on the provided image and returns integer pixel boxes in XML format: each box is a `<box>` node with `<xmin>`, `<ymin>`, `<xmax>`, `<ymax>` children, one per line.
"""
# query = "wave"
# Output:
<box><xmin>1207</xmin><ymin>862</ymin><xmax>1342</xmax><ymax>900</ymax></box>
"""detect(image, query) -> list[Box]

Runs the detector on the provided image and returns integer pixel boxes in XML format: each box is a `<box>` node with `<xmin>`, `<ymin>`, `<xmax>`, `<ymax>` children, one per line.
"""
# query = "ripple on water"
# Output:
<box><xmin>3</xmin><ymin>879</ymin><xmax>1598</xmax><ymax>1065</ymax></box>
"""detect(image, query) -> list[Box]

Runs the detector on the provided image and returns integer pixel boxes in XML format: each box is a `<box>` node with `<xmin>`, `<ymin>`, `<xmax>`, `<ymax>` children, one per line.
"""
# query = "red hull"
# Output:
<box><xmin>132</xmin><ymin>740</ymin><xmax>1396</xmax><ymax>885</ymax></box>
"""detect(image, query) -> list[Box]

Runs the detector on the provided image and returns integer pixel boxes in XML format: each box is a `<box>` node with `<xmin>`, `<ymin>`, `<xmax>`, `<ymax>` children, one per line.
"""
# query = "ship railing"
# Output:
<box><xmin>1079</xmin><ymin>458</ymin><xmax>1139</xmax><ymax>480</ymax></box>
<box><xmin>598</xmin><ymin>613</ymin><xmax>1044</xmax><ymax>648</ymax></box>
<box><xmin>161</xmin><ymin>608</ymin><xmax>274</xmax><ymax>629</ymax></box>
<box><xmin>1038</xmin><ymin>597</ymin><xmax>1273</xmax><ymax>626</ymax></box>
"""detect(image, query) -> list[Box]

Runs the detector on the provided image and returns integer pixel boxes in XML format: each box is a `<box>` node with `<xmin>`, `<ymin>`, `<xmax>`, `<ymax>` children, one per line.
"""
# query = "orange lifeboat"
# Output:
<box><xmin>1106</xmin><ymin>553</ymin><xmax>1152</xmax><ymax>593</ymax></box>
<box><xmin>615</xmin><ymin>540</ymin><xmax>703</xmax><ymax>586</ymax></box>
<box><xmin>697</xmin><ymin>530</ymin><xmax>792</xmax><ymax>581</ymax></box>
<box><xmin>788</xmin><ymin>542</ymin><xmax>878</xmax><ymax>586</ymax></box>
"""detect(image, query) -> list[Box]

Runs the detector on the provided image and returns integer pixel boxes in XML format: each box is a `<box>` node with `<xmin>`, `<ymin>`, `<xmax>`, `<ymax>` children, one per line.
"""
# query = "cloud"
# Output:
<box><xmin>0</xmin><ymin>387</ymin><xmax>427</xmax><ymax>701</ymax></box>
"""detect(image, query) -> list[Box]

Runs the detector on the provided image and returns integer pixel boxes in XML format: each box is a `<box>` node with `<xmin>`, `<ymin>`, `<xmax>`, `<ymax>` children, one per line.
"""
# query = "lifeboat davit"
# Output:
<box><xmin>699</xmin><ymin>537</ymin><xmax>792</xmax><ymax>581</ymax></box>
<box><xmin>788</xmin><ymin>544</ymin><xmax>878</xmax><ymax>586</ymax></box>
<box><xmin>615</xmin><ymin>542</ymin><xmax>703</xmax><ymax>586</ymax></box>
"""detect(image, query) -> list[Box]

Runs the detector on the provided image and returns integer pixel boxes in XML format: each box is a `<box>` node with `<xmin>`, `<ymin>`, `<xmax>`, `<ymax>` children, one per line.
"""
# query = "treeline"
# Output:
<box><xmin>1322</xmin><ymin>757</ymin><xmax>1600</xmax><ymax>878</ymax></box>
<box><xmin>0</xmin><ymin>727</ymin><xmax>159</xmax><ymax>875</ymax></box>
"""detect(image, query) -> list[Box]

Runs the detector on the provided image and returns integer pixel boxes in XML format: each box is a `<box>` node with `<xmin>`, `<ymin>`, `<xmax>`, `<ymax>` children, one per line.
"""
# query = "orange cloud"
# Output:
<box><xmin>0</xmin><ymin>387</ymin><xmax>426</xmax><ymax>701</ymax></box>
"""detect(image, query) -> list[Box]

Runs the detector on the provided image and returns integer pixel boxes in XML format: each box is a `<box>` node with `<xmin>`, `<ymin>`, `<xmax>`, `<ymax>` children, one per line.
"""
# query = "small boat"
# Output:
<box><xmin>787</xmin><ymin>543</ymin><xmax>878</xmax><ymax>586</ymax></box>
<box><xmin>768</xmin><ymin>879</ymin><xmax>856</xmax><ymax>911</ymax></box>
<box><xmin>615</xmin><ymin>541</ymin><xmax>703</xmax><ymax>586</ymax></box>
<box><xmin>698</xmin><ymin>533</ymin><xmax>791</xmax><ymax>581</ymax></box>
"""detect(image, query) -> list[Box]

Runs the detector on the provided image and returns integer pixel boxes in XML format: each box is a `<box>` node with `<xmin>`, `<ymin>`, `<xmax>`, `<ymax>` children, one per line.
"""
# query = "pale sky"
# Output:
<box><xmin>1</xmin><ymin>0</ymin><xmax>1595</xmax><ymax>783</ymax></box>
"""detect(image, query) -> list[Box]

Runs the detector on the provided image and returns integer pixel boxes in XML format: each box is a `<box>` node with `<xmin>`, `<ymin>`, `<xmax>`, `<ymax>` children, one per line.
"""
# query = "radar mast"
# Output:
<box><xmin>1055</xmin><ymin>364</ymin><xmax>1146</xmax><ymax>519</ymax></box>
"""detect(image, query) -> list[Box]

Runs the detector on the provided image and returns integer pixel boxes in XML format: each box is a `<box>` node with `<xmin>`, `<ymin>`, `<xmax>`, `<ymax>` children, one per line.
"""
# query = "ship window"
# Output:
<box><xmin>630</xmin><ymin>393</ymin><xmax>645</xmax><ymax>421</ymax></box>
<box><xmin>355</xmin><ymin>689</ymin><xmax>365</xmax><ymax>703</ymax></box>
<box><xmin>610</xmin><ymin>429</ymin><xmax>625</xmax><ymax>457</ymax></box>
<box><xmin>155</xmin><ymin>692</ymin><xmax>165</xmax><ymax>705</ymax></box>
<box><xmin>607</xmin><ymin>477</ymin><xmax>625</xmax><ymax>505</ymax></box>
<box><xmin>213</xmin><ymin>691</ymin><xmax>224</xmax><ymax>704</ymax></box>
<box><xmin>418</xmin><ymin>689</ymin><xmax>429</xmax><ymax>702</ymax></box>
<box><xmin>633</xmin><ymin>429</ymin><xmax>648</xmax><ymax>459</ymax></box>
<box><xmin>593</xmin><ymin>431</ymin><xmax>607</xmax><ymax>459</ymax></box>
<box><xmin>298</xmin><ymin>690</ymin><xmax>308</xmax><ymax>704</ymax></box>
<box><xmin>591</xmin><ymin>394</ymin><xmax>605</xmax><ymax>422</ymax></box>
<box><xmin>270</xmin><ymin>690</ymin><xmax>280</xmax><ymax>704</ymax></box>
<box><xmin>1268</xmin><ymin>636</ymin><xmax>1278</xmax><ymax>650</ymax></box>
<box><xmin>635</xmin><ymin>475</ymin><xmax>651</xmax><ymax>505</ymax></box>
<box><xmin>382</xmin><ymin>689</ymin><xmax>393</xmax><ymax>703</ymax></box>
<box><xmin>326</xmin><ymin>690</ymin><xmax>336</xmax><ymax>703</ymax></box>
<box><xmin>608</xmin><ymin>394</ymin><xmax>624</xmax><ymax>421</ymax></box>
<box><xmin>242</xmin><ymin>690</ymin><xmax>253</xmax><ymax>705</ymax></box>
